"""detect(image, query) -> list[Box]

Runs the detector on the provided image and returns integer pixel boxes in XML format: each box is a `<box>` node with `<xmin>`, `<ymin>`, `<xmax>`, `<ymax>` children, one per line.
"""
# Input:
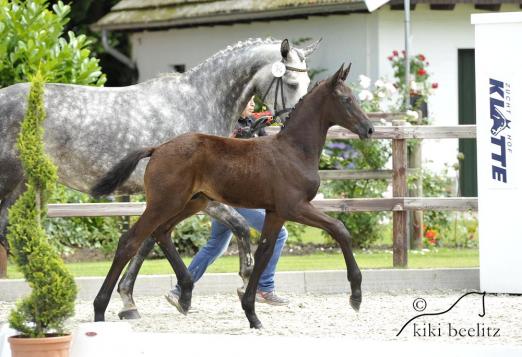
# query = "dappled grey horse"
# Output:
<box><xmin>0</xmin><ymin>38</ymin><xmax>318</xmax><ymax>319</ymax></box>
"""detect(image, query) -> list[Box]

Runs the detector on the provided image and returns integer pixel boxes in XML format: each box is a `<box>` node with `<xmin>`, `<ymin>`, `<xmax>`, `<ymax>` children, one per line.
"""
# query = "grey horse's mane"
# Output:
<box><xmin>188</xmin><ymin>37</ymin><xmax>280</xmax><ymax>74</ymax></box>
<box><xmin>155</xmin><ymin>38</ymin><xmax>281</xmax><ymax>83</ymax></box>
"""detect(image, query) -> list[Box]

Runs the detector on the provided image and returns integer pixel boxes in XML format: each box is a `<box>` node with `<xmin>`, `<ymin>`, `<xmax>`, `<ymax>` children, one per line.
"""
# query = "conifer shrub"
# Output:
<box><xmin>7</xmin><ymin>73</ymin><xmax>77</xmax><ymax>337</ymax></box>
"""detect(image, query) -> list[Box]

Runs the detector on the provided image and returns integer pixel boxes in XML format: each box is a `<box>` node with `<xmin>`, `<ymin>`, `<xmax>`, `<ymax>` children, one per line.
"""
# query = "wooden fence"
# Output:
<box><xmin>42</xmin><ymin>120</ymin><xmax>477</xmax><ymax>268</ymax></box>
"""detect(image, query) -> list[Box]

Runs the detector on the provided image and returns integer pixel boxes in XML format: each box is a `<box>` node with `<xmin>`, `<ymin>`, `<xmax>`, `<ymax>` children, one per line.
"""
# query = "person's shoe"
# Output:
<box><xmin>237</xmin><ymin>288</ymin><xmax>289</xmax><ymax>306</ymax></box>
<box><xmin>165</xmin><ymin>289</ymin><xmax>187</xmax><ymax>314</ymax></box>
<box><xmin>256</xmin><ymin>290</ymin><xmax>289</xmax><ymax>306</ymax></box>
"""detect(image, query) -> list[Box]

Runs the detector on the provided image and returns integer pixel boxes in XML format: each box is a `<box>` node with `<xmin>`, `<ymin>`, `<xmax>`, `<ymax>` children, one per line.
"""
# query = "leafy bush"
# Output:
<box><xmin>45</xmin><ymin>185</ymin><xmax>123</xmax><ymax>255</ymax></box>
<box><xmin>0</xmin><ymin>0</ymin><xmax>106</xmax><ymax>87</ymax></box>
<box><xmin>170</xmin><ymin>215</ymin><xmax>210</xmax><ymax>255</ymax></box>
<box><xmin>0</xmin><ymin>0</ymin><xmax>107</xmax><ymax>254</ymax></box>
<box><xmin>320</xmin><ymin>139</ymin><xmax>391</xmax><ymax>248</ymax></box>
<box><xmin>7</xmin><ymin>74</ymin><xmax>76</xmax><ymax>337</ymax></box>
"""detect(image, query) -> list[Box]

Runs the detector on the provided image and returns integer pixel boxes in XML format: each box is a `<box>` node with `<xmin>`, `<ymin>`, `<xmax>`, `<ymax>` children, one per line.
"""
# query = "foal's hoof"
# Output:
<box><xmin>349</xmin><ymin>296</ymin><xmax>362</xmax><ymax>312</ymax></box>
<box><xmin>118</xmin><ymin>308</ymin><xmax>141</xmax><ymax>320</ymax></box>
<box><xmin>250</xmin><ymin>321</ymin><xmax>263</xmax><ymax>329</ymax></box>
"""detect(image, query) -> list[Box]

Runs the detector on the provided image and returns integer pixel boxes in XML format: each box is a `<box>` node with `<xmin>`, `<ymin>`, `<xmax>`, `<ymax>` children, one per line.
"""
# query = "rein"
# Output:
<box><xmin>261</xmin><ymin>63</ymin><xmax>308</xmax><ymax>121</ymax></box>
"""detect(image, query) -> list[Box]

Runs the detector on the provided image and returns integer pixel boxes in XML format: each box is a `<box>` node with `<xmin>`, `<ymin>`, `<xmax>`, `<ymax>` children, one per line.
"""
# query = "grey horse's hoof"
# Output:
<box><xmin>349</xmin><ymin>296</ymin><xmax>361</xmax><ymax>312</ymax></box>
<box><xmin>118</xmin><ymin>309</ymin><xmax>141</xmax><ymax>320</ymax></box>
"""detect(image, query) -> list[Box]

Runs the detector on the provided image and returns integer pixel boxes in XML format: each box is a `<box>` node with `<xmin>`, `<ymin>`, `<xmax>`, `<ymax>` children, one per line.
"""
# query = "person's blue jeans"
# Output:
<box><xmin>175</xmin><ymin>208</ymin><xmax>287</xmax><ymax>293</ymax></box>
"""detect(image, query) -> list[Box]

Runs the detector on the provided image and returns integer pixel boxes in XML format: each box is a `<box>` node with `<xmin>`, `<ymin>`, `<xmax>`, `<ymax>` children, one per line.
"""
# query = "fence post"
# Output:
<box><xmin>392</xmin><ymin>120</ymin><xmax>408</xmax><ymax>267</ymax></box>
<box><xmin>409</xmin><ymin>111</ymin><xmax>424</xmax><ymax>250</ymax></box>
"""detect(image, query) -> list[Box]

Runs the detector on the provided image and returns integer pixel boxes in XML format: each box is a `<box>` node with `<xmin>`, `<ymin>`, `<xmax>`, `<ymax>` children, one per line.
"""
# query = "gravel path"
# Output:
<box><xmin>1</xmin><ymin>291</ymin><xmax>520</xmax><ymax>345</ymax></box>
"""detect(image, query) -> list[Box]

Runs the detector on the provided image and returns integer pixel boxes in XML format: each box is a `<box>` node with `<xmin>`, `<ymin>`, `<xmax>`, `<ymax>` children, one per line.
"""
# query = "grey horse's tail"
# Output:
<box><xmin>90</xmin><ymin>148</ymin><xmax>155</xmax><ymax>197</ymax></box>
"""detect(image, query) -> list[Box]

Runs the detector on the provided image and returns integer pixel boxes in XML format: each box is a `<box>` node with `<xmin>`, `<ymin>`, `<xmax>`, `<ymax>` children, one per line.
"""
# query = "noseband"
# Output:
<box><xmin>261</xmin><ymin>63</ymin><xmax>308</xmax><ymax>121</ymax></box>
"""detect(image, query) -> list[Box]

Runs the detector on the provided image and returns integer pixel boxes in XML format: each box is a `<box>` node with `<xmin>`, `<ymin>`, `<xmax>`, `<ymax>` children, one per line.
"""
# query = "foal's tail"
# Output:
<box><xmin>90</xmin><ymin>147</ymin><xmax>155</xmax><ymax>197</ymax></box>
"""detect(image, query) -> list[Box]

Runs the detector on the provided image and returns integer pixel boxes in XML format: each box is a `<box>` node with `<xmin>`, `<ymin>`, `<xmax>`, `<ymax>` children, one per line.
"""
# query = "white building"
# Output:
<box><xmin>94</xmin><ymin>0</ymin><xmax>522</xmax><ymax>196</ymax></box>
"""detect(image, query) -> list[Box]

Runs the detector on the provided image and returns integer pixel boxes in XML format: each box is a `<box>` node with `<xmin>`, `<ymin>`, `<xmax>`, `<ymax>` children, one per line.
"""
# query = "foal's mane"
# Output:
<box><xmin>281</xmin><ymin>80</ymin><xmax>324</xmax><ymax>130</ymax></box>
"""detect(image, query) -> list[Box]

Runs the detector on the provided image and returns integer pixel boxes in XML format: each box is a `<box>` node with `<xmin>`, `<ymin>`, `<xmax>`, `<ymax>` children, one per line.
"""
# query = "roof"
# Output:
<box><xmin>93</xmin><ymin>0</ymin><xmax>522</xmax><ymax>31</ymax></box>
<box><xmin>92</xmin><ymin>0</ymin><xmax>367</xmax><ymax>31</ymax></box>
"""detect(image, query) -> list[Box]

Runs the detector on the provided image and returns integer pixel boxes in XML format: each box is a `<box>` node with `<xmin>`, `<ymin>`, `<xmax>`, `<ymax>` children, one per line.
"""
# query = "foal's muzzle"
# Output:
<box><xmin>359</xmin><ymin>122</ymin><xmax>375</xmax><ymax>139</ymax></box>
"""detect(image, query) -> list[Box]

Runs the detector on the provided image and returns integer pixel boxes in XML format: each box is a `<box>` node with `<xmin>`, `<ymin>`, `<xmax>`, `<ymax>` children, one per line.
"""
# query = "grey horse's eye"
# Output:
<box><xmin>286</xmin><ymin>81</ymin><xmax>299</xmax><ymax>88</ymax></box>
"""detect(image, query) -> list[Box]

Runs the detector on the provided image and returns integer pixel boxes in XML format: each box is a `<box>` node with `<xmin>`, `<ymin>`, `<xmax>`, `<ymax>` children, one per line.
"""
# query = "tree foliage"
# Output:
<box><xmin>0</xmin><ymin>0</ymin><xmax>106</xmax><ymax>87</ymax></box>
<box><xmin>7</xmin><ymin>73</ymin><xmax>77</xmax><ymax>337</ymax></box>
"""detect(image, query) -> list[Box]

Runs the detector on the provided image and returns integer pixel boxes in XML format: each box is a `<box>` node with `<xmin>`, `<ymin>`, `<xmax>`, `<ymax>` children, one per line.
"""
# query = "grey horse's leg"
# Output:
<box><xmin>117</xmin><ymin>201</ymin><xmax>253</xmax><ymax>320</ymax></box>
<box><xmin>204</xmin><ymin>201</ymin><xmax>254</xmax><ymax>290</ymax></box>
<box><xmin>117</xmin><ymin>236</ymin><xmax>155</xmax><ymax>319</ymax></box>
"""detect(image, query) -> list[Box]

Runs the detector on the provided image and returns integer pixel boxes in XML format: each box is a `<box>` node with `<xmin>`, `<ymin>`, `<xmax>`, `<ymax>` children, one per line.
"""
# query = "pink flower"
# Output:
<box><xmin>431</xmin><ymin>82</ymin><xmax>439</xmax><ymax>89</ymax></box>
<box><xmin>417</xmin><ymin>68</ymin><xmax>427</xmax><ymax>76</ymax></box>
<box><xmin>418</xmin><ymin>54</ymin><xmax>426</xmax><ymax>61</ymax></box>
<box><xmin>393</xmin><ymin>50</ymin><xmax>399</xmax><ymax>56</ymax></box>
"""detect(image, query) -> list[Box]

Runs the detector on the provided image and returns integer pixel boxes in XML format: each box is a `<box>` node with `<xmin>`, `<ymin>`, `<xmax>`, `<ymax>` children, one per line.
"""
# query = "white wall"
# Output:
<box><xmin>130</xmin><ymin>14</ymin><xmax>374</xmax><ymax>83</ymax></box>
<box><xmin>377</xmin><ymin>4</ymin><xmax>520</xmax><ymax>171</ymax></box>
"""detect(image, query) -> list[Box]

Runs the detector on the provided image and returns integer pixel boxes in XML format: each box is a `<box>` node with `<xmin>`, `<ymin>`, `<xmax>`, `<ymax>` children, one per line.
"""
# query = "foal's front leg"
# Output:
<box><xmin>241</xmin><ymin>212</ymin><xmax>285</xmax><ymax>329</ymax></box>
<box><xmin>288</xmin><ymin>202</ymin><xmax>362</xmax><ymax>311</ymax></box>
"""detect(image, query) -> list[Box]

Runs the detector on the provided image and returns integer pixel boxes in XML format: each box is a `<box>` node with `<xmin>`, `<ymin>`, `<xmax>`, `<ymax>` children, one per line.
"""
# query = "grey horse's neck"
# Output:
<box><xmin>182</xmin><ymin>39</ymin><xmax>280</xmax><ymax>134</ymax></box>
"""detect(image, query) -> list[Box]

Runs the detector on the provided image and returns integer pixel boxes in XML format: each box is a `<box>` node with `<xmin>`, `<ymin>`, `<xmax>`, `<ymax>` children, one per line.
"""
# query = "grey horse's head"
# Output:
<box><xmin>250</xmin><ymin>39</ymin><xmax>320</xmax><ymax>114</ymax></box>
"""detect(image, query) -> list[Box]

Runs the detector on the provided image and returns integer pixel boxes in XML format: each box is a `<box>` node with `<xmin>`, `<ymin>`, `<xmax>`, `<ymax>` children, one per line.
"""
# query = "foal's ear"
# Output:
<box><xmin>281</xmin><ymin>39</ymin><xmax>290</xmax><ymax>59</ymax></box>
<box><xmin>341</xmin><ymin>63</ymin><xmax>352</xmax><ymax>81</ymax></box>
<box><xmin>328</xmin><ymin>63</ymin><xmax>345</xmax><ymax>88</ymax></box>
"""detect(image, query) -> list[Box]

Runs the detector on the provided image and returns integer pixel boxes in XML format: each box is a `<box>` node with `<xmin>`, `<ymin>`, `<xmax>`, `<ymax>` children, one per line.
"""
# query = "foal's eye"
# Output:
<box><xmin>286</xmin><ymin>81</ymin><xmax>299</xmax><ymax>88</ymax></box>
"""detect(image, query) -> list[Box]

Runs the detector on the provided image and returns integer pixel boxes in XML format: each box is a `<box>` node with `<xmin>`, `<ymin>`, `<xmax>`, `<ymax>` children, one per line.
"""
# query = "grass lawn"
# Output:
<box><xmin>4</xmin><ymin>248</ymin><xmax>478</xmax><ymax>279</ymax></box>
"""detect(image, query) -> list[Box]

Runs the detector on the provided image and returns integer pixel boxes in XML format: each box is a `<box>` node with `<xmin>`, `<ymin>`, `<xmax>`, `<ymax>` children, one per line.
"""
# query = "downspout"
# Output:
<box><xmin>101</xmin><ymin>29</ymin><xmax>137</xmax><ymax>71</ymax></box>
<box><xmin>404</xmin><ymin>0</ymin><xmax>411</xmax><ymax>110</ymax></box>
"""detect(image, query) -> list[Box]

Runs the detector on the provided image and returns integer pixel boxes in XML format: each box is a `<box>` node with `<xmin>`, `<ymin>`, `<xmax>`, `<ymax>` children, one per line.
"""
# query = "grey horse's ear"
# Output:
<box><xmin>281</xmin><ymin>39</ymin><xmax>290</xmax><ymax>59</ymax></box>
<box><xmin>302</xmin><ymin>38</ymin><xmax>322</xmax><ymax>58</ymax></box>
<box><xmin>341</xmin><ymin>63</ymin><xmax>352</xmax><ymax>81</ymax></box>
<box><xmin>329</xmin><ymin>63</ymin><xmax>345</xmax><ymax>88</ymax></box>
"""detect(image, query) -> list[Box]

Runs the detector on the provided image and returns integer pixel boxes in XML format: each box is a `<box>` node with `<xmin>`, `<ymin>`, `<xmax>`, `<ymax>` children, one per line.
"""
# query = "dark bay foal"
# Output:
<box><xmin>91</xmin><ymin>64</ymin><xmax>374</xmax><ymax>328</ymax></box>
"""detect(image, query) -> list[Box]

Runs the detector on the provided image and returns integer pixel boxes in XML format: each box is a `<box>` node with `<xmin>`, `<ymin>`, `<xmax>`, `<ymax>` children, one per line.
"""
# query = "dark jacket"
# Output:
<box><xmin>232</xmin><ymin>116</ymin><xmax>268</xmax><ymax>139</ymax></box>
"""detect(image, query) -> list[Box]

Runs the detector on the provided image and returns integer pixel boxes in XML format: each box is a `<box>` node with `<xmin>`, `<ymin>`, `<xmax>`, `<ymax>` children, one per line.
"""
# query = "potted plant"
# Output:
<box><xmin>7</xmin><ymin>73</ymin><xmax>77</xmax><ymax>356</ymax></box>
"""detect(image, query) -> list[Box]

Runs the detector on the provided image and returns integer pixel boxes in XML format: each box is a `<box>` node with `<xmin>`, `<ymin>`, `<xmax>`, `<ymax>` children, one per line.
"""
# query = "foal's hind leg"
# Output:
<box><xmin>287</xmin><ymin>202</ymin><xmax>362</xmax><ymax>311</ymax></box>
<box><xmin>93</xmin><ymin>197</ymin><xmax>190</xmax><ymax>322</ymax></box>
<box><xmin>204</xmin><ymin>202</ymin><xmax>254</xmax><ymax>291</ymax></box>
<box><xmin>152</xmin><ymin>195</ymin><xmax>209</xmax><ymax>314</ymax></box>
<box><xmin>118</xmin><ymin>201</ymin><xmax>253</xmax><ymax>320</ymax></box>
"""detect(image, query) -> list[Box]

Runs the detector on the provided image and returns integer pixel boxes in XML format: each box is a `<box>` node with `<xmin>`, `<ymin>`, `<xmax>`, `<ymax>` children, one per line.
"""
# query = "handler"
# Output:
<box><xmin>166</xmin><ymin>96</ymin><xmax>289</xmax><ymax>308</ymax></box>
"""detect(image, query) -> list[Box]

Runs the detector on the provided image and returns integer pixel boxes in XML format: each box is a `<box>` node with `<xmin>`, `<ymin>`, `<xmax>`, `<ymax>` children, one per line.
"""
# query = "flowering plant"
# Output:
<box><xmin>354</xmin><ymin>74</ymin><xmax>399</xmax><ymax>114</ymax></box>
<box><xmin>388</xmin><ymin>51</ymin><xmax>438</xmax><ymax>110</ymax></box>
<box><xmin>423</xmin><ymin>227</ymin><xmax>439</xmax><ymax>247</ymax></box>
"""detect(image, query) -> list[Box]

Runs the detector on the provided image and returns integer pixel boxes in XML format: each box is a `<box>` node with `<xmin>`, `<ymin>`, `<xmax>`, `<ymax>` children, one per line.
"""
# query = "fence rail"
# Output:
<box><xmin>47</xmin><ymin>197</ymin><xmax>478</xmax><ymax>217</ymax></box>
<box><xmin>265</xmin><ymin>124</ymin><xmax>476</xmax><ymax>139</ymax></box>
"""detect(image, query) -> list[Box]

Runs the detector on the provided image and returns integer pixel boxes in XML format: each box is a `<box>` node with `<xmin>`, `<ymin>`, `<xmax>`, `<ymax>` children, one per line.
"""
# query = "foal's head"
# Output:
<box><xmin>322</xmin><ymin>64</ymin><xmax>374</xmax><ymax>139</ymax></box>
